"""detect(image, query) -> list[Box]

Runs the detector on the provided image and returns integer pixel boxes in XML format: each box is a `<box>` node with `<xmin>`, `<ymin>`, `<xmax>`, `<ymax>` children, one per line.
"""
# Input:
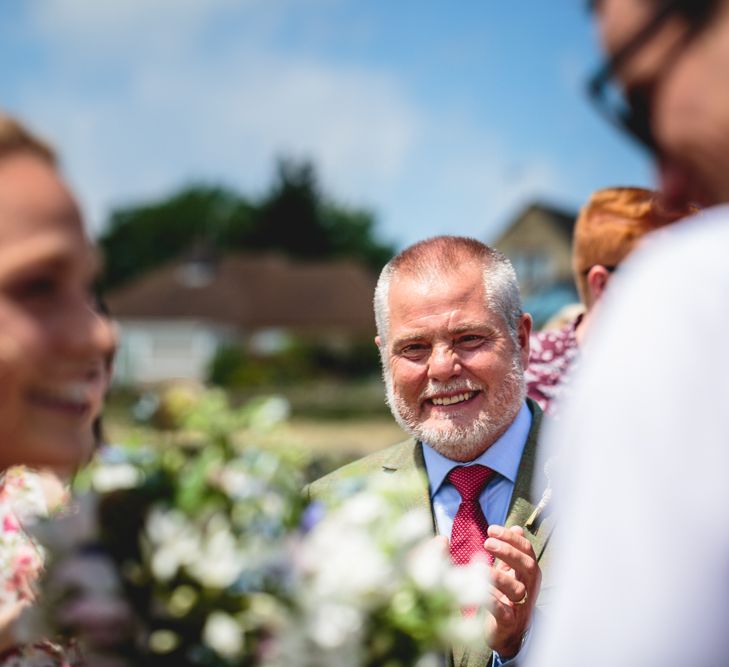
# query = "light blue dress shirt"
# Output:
<box><xmin>422</xmin><ymin>401</ymin><xmax>532</xmax><ymax>536</ymax></box>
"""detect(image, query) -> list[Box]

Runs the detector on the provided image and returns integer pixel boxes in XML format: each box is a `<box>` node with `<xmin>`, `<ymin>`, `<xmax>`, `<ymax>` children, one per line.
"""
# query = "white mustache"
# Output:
<box><xmin>420</xmin><ymin>379</ymin><xmax>483</xmax><ymax>402</ymax></box>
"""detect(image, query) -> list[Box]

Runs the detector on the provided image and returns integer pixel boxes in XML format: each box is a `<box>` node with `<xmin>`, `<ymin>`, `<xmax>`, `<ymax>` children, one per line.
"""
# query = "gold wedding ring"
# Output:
<box><xmin>515</xmin><ymin>590</ymin><xmax>528</xmax><ymax>605</ymax></box>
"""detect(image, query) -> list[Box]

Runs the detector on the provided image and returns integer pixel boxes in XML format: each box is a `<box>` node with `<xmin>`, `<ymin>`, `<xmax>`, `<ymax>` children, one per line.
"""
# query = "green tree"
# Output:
<box><xmin>100</xmin><ymin>185</ymin><xmax>254</xmax><ymax>290</ymax></box>
<box><xmin>98</xmin><ymin>158</ymin><xmax>394</xmax><ymax>290</ymax></box>
<box><xmin>247</xmin><ymin>159</ymin><xmax>333</xmax><ymax>258</ymax></box>
<box><xmin>321</xmin><ymin>203</ymin><xmax>394</xmax><ymax>271</ymax></box>
<box><xmin>249</xmin><ymin>158</ymin><xmax>394</xmax><ymax>268</ymax></box>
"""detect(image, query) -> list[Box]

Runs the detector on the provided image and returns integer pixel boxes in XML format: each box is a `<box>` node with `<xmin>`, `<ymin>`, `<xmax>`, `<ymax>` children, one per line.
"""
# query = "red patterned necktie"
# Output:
<box><xmin>448</xmin><ymin>464</ymin><xmax>495</xmax><ymax>565</ymax></box>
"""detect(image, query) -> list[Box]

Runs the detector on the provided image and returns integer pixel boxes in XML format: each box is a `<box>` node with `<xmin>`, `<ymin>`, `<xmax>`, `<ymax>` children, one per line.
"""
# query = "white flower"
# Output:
<box><xmin>415</xmin><ymin>653</ymin><xmax>443</xmax><ymax>667</ymax></box>
<box><xmin>302</xmin><ymin>522</ymin><xmax>392</xmax><ymax>597</ymax></box>
<box><xmin>92</xmin><ymin>463</ymin><xmax>142</xmax><ymax>493</ymax></box>
<box><xmin>249</xmin><ymin>396</ymin><xmax>290</xmax><ymax>429</ymax></box>
<box><xmin>217</xmin><ymin>468</ymin><xmax>253</xmax><ymax>499</ymax></box>
<box><xmin>188</xmin><ymin>514</ymin><xmax>241</xmax><ymax>588</ymax></box>
<box><xmin>407</xmin><ymin>538</ymin><xmax>449</xmax><ymax>591</ymax></box>
<box><xmin>443</xmin><ymin>613</ymin><xmax>484</xmax><ymax>646</ymax></box>
<box><xmin>308</xmin><ymin>602</ymin><xmax>363</xmax><ymax>649</ymax></box>
<box><xmin>203</xmin><ymin>611</ymin><xmax>244</xmax><ymax>659</ymax></box>
<box><xmin>336</xmin><ymin>493</ymin><xmax>387</xmax><ymax>526</ymax></box>
<box><xmin>145</xmin><ymin>508</ymin><xmax>199</xmax><ymax>581</ymax></box>
<box><xmin>444</xmin><ymin>560</ymin><xmax>491</xmax><ymax>607</ymax></box>
<box><xmin>394</xmin><ymin>509</ymin><xmax>432</xmax><ymax>546</ymax></box>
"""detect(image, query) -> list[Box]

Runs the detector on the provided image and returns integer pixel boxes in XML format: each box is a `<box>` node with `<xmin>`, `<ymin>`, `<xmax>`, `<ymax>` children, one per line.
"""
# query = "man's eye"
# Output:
<box><xmin>400</xmin><ymin>344</ymin><xmax>428</xmax><ymax>358</ymax></box>
<box><xmin>456</xmin><ymin>335</ymin><xmax>484</xmax><ymax>348</ymax></box>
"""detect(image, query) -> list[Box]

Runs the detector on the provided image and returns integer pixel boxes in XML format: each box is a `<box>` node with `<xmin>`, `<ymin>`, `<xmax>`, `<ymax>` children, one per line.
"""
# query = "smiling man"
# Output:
<box><xmin>309</xmin><ymin>236</ymin><xmax>554</xmax><ymax>667</ymax></box>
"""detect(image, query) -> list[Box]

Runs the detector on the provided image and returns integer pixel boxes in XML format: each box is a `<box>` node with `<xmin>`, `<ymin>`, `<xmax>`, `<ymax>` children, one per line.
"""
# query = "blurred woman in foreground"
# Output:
<box><xmin>0</xmin><ymin>113</ymin><xmax>116</xmax><ymax>664</ymax></box>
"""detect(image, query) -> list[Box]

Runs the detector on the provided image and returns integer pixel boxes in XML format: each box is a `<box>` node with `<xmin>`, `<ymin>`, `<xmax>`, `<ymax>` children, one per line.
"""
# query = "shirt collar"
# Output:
<box><xmin>422</xmin><ymin>401</ymin><xmax>533</xmax><ymax>498</ymax></box>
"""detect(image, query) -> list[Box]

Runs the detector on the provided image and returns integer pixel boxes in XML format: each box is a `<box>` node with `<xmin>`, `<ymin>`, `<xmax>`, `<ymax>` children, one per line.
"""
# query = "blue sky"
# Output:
<box><xmin>0</xmin><ymin>1</ymin><xmax>653</xmax><ymax>249</ymax></box>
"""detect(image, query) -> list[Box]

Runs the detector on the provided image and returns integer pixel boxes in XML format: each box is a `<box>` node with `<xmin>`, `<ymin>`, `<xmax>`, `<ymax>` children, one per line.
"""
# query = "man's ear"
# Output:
<box><xmin>375</xmin><ymin>335</ymin><xmax>382</xmax><ymax>349</ymax></box>
<box><xmin>518</xmin><ymin>313</ymin><xmax>532</xmax><ymax>367</ymax></box>
<box><xmin>586</xmin><ymin>265</ymin><xmax>612</xmax><ymax>305</ymax></box>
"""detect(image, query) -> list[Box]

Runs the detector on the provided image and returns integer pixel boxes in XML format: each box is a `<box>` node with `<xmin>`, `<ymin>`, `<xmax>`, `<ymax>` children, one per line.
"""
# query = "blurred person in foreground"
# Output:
<box><xmin>525</xmin><ymin>1</ymin><xmax>729</xmax><ymax>666</ymax></box>
<box><xmin>525</xmin><ymin>186</ymin><xmax>695</xmax><ymax>415</ymax></box>
<box><xmin>0</xmin><ymin>112</ymin><xmax>117</xmax><ymax>665</ymax></box>
<box><xmin>309</xmin><ymin>236</ymin><xmax>553</xmax><ymax>667</ymax></box>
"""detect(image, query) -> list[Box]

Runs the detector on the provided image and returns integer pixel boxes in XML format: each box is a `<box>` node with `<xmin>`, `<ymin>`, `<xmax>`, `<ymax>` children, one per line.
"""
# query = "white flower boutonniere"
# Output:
<box><xmin>525</xmin><ymin>457</ymin><xmax>555</xmax><ymax>532</ymax></box>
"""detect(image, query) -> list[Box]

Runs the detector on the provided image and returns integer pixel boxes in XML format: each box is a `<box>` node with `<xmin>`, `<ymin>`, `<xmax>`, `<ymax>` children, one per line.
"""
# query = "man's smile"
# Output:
<box><xmin>425</xmin><ymin>390</ymin><xmax>481</xmax><ymax>408</ymax></box>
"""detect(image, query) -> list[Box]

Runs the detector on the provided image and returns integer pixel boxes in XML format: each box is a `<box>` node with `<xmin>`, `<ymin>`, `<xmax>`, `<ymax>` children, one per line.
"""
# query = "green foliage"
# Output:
<box><xmin>207</xmin><ymin>337</ymin><xmax>380</xmax><ymax>390</ymax></box>
<box><xmin>247</xmin><ymin>160</ymin><xmax>330</xmax><ymax>259</ymax></box>
<box><xmin>207</xmin><ymin>345</ymin><xmax>249</xmax><ymax>388</ymax></box>
<box><xmin>99</xmin><ymin>158</ymin><xmax>394</xmax><ymax>290</ymax></box>
<box><xmin>100</xmin><ymin>185</ymin><xmax>254</xmax><ymax>291</ymax></box>
<box><xmin>319</xmin><ymin>203</ymin><xmax>394</xmax><ymax>274</ymax></box>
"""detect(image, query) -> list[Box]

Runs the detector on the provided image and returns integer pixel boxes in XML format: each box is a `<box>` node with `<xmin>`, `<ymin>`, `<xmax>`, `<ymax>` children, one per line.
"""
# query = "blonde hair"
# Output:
<box><xmin>0</xmin><ymin>112</ymin><xmax>56</xmax><ymax>165</ymax></box>
<box><xmin>573</xmin><ymin>186</ymin><xmax>698</xmax><ymax>304</ymax></box>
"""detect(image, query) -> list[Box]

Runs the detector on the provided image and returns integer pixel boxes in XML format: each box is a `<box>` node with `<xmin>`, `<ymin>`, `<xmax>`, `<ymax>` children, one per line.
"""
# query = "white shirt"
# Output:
<box><xmin>525</xmin><ymin>205</ymin><xmax>729</xmax><ymax>666</ymax></box>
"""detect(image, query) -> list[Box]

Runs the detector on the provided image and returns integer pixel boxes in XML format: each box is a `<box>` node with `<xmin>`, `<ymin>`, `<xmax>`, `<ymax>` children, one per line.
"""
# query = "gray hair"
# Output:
<box><xmin>374</xmin><ymin>236</ymin><xmax>523</xmax><ymax>348</ymax></box>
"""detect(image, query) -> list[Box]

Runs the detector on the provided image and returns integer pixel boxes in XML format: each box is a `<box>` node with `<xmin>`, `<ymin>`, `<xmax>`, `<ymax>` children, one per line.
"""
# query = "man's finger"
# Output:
<box><xmin>486</xmin><ymin>539</ymin><xmax>537</xmax><ymax>577</ymax></box>
<box><xmin>487</xmin><ymin>524</ymin><xmax>533</xmax><ymax>554</ymax></box>
<box><xmin>487</xmin><ymin>590</ymin><xmax>515</xmax><ymax>625</ymax></box>
<box><xmin>489</xmin><ymin>567</ymin><xmax>528</xmax><ymax>604</ymax></box>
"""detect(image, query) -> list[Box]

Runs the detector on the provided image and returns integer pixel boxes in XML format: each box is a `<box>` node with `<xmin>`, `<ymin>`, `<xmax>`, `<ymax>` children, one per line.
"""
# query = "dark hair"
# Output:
<box><xmin>589</xmin><ymin>0</ymin><xmax>719</xmax><ymax>20</ymax></box>
<box><xmin>0</xmin><ymin>112</ymin><xmax>56</xmax><ymax>165</ymax></box>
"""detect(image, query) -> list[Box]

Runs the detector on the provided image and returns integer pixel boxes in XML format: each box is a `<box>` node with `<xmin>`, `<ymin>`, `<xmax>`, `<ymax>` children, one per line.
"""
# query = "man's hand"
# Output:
<box><xmin>483</xmin><ymin>525</ymin><xmax>541</xmax><ymax>659</ymax></box>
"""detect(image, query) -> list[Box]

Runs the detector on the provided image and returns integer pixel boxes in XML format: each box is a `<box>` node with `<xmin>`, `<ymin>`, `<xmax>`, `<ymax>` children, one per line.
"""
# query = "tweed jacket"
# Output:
<box><xmin>307</xmin><ymin>399</ymin><xmax>555</xmax><ymax>667</ymax></box>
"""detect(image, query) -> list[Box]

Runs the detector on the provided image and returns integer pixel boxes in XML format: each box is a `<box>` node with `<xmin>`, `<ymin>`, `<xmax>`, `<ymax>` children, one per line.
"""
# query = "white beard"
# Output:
<box><xmin>383</xmin><ymin>355</ymin><xmax>525</xmax><ymax>461</ymax></box>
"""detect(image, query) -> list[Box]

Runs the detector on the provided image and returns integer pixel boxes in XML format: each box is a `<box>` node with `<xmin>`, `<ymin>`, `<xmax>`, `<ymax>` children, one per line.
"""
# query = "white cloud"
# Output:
<box><xmin>30</xmin><ymin>0</ymin><xmax>249</xmax><ymax>54</ymax></box>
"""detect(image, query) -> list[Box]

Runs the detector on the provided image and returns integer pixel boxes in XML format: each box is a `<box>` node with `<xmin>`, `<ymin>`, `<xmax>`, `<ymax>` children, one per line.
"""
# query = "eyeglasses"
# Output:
<box><xmin>586</xmin><ymin>0</ymin><xmax>717</xmax><ymax>155</ymax></box>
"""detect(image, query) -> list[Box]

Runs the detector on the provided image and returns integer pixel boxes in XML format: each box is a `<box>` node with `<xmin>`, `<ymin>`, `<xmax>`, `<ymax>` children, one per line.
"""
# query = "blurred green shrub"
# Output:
<box><xmin>207</xmin><ymin>337</ymin><xmax>381</xmax><ymax>389</ymax></box>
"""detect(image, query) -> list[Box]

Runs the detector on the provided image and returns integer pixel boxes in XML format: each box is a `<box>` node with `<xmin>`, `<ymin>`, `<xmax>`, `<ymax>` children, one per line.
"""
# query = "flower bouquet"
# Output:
<box><xmin>20</xmin><ymin>387</ymin><xmax>490</xmax><ymax>667</ymax></box>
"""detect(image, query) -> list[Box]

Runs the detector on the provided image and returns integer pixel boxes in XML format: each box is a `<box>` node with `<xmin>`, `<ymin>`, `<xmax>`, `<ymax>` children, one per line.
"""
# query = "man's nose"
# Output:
<box><xmin>427</xmin><ymin>344</ymin><xmax>461</xmax><ymax>382</ymax></box>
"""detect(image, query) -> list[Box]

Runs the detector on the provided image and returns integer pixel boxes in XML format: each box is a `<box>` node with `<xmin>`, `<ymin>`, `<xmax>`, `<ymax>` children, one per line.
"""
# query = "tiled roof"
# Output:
<box><xmin>107</xmin><ymin>253</ymin><xmax>378</xmax><ymax>335</ymax></box>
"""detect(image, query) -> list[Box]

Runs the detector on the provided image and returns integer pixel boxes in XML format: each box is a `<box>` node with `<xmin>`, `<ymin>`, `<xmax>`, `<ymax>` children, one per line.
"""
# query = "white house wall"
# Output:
<box><xmin>113</xmin><ymin>319</ymin><xmax>234</xmax><ymax>385</ymax></box>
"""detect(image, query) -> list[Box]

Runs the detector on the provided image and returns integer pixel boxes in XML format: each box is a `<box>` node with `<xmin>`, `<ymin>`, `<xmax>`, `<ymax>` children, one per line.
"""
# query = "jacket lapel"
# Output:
<box><xmin>380</xmin><ymin>438</ymin><xmax>436</xmax><ymax>531</ymax></box>
<box><xmin>504</xmin><ymin>399</ymin><xmax>554</xmax><ymax>561</ymax></box>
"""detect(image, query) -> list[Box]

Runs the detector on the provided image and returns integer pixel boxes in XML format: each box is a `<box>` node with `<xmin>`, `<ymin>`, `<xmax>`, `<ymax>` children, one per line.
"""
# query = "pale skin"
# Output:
<box><xmin>484</xmin><ymin>525</ymin><xmax>541</xmax><ymax>658</ymax></box>
<box><xmin>430</xmin><ymin>525</ymin><xmax>541</xmax><ymax>659</ymax></box>
<box><xmin>377</xmin><ymin>263</ymin><xmax>532</xmax><ymax>462</ymax></box>
<box><xmin>0</xmin><ymin>152</ymin><xmax>115</xmax><ymax>470</ymax></box>
<box><xmin>597</xmin><ymin>0</ymin><xmax>729</xmax><ymax>207</ymax></box>
<box><xmin>574</xmin><ymin>264</ymin><xmax>611</xmax><ymax>347</ymax></box>
<box><xmin>577</xmin><ymin>235</ymin><xmax>668</xmax><ymax>347</ymax></box>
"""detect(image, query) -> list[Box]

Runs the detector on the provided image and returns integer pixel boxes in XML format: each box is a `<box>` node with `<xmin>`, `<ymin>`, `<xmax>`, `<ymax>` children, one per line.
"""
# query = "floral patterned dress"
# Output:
<box><xmin>525</xmin><ymin>316</ymin><xmax>582</xmax><ymax>416</ymax></box>
<box><xmin>0</xmin><ymin>468</ymin><xmax>80</xmax><ymax>667</ymax></box>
